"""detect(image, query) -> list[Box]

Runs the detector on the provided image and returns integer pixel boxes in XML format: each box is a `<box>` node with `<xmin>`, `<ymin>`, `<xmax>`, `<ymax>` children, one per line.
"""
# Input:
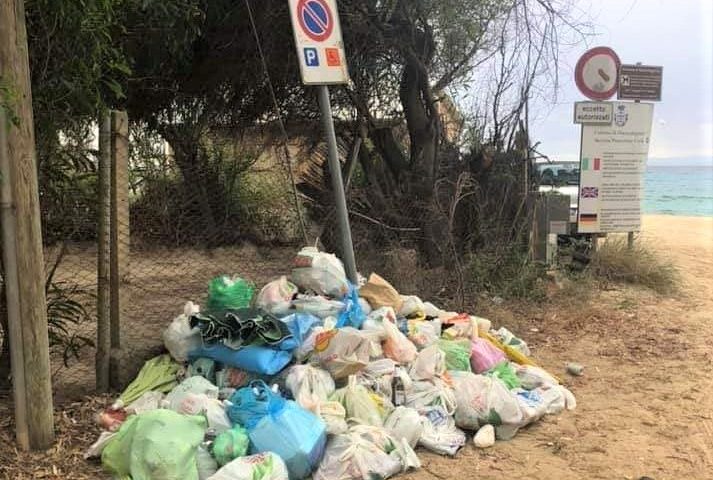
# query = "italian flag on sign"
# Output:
<box><xmin>581</xmin><ymin>158</ymin><xmax>601</xmax><ymax>171</ymax></box>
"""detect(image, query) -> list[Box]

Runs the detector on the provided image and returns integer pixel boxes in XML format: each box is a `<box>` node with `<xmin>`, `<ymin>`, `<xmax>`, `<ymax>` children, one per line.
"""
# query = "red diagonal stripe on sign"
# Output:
<box><xmin>303</xmin><ymin>2</ymin><xmax>328</xmax><ymax>32</ymax></box>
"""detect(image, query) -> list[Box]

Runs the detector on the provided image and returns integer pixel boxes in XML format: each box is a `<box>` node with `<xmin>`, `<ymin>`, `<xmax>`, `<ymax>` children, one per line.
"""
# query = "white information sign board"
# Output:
<box><xmin>577</xmin><ymin>102</ymin><xmax>654</xmax><ymax>233</ymax></box>
<box><xmin>288</xmin><ymin>0</ymin><xmax>350</xmax><ymax>85</ymax></box>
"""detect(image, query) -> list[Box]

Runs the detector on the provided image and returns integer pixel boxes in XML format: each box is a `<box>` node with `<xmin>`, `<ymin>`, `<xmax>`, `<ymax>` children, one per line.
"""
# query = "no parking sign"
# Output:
<box><xmin>289</xmin><ymin>0</ymin><xmax>350</xmax><ymax>85</ymax></box>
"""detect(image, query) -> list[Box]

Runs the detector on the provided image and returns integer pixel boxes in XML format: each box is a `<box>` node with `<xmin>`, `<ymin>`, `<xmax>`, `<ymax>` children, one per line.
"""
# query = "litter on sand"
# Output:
<box><xmin>88</xmin><ymin>246</ymin><xmax>576</xmax><ymax>480</ymax></box>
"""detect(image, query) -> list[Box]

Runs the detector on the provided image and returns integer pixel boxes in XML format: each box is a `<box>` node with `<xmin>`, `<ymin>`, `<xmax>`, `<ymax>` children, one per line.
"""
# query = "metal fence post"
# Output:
<box><xmin>110</xmin><ymin>110</ymin><xmax>130</xmax><ymax>389</ymax></box>
<box><xmin>96</xmin><ymin>112</ymin><xmax>112</xmax><ymax>392</ymax></box>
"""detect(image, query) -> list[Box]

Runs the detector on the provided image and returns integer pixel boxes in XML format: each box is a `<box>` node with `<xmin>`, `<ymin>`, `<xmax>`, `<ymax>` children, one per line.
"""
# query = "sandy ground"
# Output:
<box><xmin>1</xmin><ymin>214</ymin><xmax>712</xmax><ymax>479</ymax></box>
<box><xmin>404</xmin><ymin>214</ymin><xmax>713</xmax><ymax>480</ymax></box>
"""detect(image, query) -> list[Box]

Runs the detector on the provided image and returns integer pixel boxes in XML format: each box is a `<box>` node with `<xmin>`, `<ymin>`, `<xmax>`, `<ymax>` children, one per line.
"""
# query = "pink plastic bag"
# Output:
<box><xmin>470</xmin><ymin>338</ymin><xmax>506</xmax><ymax>373</ymax></box>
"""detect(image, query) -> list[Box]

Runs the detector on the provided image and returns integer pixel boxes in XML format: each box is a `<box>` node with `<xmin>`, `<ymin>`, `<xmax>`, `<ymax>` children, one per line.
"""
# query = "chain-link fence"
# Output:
<box><xmin>1</xmin><ymin>108</ymin><xmax>532</xmax><ymax>407</ymax></box>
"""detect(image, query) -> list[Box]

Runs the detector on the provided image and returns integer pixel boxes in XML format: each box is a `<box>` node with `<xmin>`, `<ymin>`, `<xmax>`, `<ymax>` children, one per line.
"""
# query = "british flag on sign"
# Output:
<box><xmin>581</xmin><ymin>186</ymin><xmax>599</xmax><ymax>198</ymax></box>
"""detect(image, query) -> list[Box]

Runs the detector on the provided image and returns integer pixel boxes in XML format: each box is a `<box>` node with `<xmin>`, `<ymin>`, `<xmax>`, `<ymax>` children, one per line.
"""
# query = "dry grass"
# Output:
<box><xmin>589</xmin><ymin>237</ymin><xmax>679</xmax><ymax>294</ymax></box>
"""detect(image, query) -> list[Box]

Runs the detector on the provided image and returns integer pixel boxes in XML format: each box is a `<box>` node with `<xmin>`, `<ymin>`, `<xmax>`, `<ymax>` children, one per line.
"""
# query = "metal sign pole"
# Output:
<box><xmin>317</xmin><ymin>85</ymin><xmax>358</xmax><ymax>283</ymax></box>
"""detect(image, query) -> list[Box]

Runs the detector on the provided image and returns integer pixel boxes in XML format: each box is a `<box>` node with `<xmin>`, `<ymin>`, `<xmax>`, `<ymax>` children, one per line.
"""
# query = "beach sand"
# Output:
<box><xmin>404</xmin><ymin>215</ymin><xmax>713</xmax><ymax>479</ymax></box>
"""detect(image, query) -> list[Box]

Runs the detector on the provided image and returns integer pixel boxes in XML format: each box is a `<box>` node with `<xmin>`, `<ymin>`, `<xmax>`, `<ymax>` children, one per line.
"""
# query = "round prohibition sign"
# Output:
<box><xmin>297</xmin><ymin>0</ymin><xmax>334</xmax><ymax>42</ymax></box>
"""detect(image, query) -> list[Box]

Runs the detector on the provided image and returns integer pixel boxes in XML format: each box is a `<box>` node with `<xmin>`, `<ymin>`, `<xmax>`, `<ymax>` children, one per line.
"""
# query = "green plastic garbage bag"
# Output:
<box><xmin>207</xmin><ymin>275</ymin><xmax>255</xmax><ymax>311</ymax></box>
<box><xmin>486</xmin><ymin>361</ymin><xmax>521</xmax><ymax>389</ymax></box>
<box><xmin>102</xmin><ymin>409</ymin><xmax>207</xmax><ymax>480</ymax></box>
<box><xmin>212</xmin><ymin>425</ymin><xmax>249</xmax><ymax>466</ymax></box>
<box><xmin>438</xmin><ymin>339</ymin><xmax>472</xmax><ymax>372</ymax></box>
<box><xmin>117</xmin><ymin>354</ymin><xmax>181</xmax><ymax>407</ymax></box>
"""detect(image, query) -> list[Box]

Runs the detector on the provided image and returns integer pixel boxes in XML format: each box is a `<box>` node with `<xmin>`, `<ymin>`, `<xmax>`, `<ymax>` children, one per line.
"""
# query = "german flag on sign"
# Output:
<box><xmin>580</xmin><ymin>213</ymin><xmax>598</xmax><ymax>223</ymax></box>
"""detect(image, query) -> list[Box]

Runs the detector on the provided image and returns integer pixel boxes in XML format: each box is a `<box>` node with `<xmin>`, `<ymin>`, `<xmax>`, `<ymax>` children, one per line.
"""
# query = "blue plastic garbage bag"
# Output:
<box><xmin>189</xmin><ymin>344</ymin><xmax>292</xmax><ymax>376</ymax></box>
<box><xmin>227</xmin><ymin>380</ymin><xmax>286</xmax><ymax>428</ymax></box>
<box><xmin>335</xmin><ymin>283</ymin><xmax>365</xmax><ymax>329</ymax></box>
<box><xmin>278</xmin><ymin>313</ymin><xmax>323</xmax><ymax>352</ymax></box>
<box><xmin>227</xmin><ymin>381</ymin><xmax>327</xmax><ymax>479</ymax></box>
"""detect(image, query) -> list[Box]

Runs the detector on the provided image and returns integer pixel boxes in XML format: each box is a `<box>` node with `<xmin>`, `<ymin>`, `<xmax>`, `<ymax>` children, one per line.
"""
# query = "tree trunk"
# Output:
<box><xmin>162</xmin><ymin>127</ymin><xmax>220</xmax><ymax>246</ymax></box>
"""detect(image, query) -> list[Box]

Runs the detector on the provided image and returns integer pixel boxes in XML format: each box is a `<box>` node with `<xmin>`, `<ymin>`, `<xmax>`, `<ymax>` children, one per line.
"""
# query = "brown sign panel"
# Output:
<box><xmin>618</xmin><ymin>64</ymin><xmax>663</xmax><ymax>101</ymax></box>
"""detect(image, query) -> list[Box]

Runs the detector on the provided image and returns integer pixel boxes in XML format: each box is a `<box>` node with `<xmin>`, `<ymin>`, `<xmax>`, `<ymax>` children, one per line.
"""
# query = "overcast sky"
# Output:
<box><xmin>530</xmin><ymin>0</ymin><xmax>713</xmax><ymax>162</ymax></box>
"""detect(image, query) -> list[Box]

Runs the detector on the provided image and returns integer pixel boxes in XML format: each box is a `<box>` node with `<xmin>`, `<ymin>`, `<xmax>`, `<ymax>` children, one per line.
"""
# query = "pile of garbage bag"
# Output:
<box><xmin>87</xmin><ymin>246</ymin><xmax>576</xmax><ymax>480</ymax></box>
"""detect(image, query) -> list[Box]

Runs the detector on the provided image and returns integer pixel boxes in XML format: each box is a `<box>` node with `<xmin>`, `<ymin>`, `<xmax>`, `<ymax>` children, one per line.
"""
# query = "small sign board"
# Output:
<box><xmin>574</xmin><ymin>101</ymin><xmax>613</xmax><ymax>124</ymax></box>
<box><xmin>288</xmin><ymin>0</ymin><xmax>350</xmax><ymax>85</ymax></box>
<box><xmin>618</xmin><ymin>64</ymin><xmax>663</xmax><ymax>101</ymax></box>
<box><xmin>574</xmin><ymin>47</ymin><xmax>621</xmax><ymax>100</ymax></box>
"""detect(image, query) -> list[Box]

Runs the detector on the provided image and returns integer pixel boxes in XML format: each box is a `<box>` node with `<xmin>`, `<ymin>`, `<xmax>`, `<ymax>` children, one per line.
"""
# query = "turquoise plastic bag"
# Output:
<box><xmin>189</xmin><ymin>344</ymin><xmax>293</xmax><ymax>375</ymax></box>
<box><xmin>207</xmin><ymin>275</ymin><xmax>255</xmax><ymax>311</ymax></box>
<box><xmin>102</xmin><ymin>409</ymin><xmax>206</xmax><ymax>480</ymax></box>
<box><xmin>227</xmin><ymin>381</ymin><xmax>327</xmax><ymax>479</ymax></box>
<box><xmin>335</xmin><ymin>283</ymin><xmax>365</xmax><ymax>329</ymax></box>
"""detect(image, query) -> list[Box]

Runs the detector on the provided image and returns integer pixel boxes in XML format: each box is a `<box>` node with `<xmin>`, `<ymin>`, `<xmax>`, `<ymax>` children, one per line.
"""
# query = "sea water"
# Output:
<box><xmin>645</xmin><ymin>164</ymin><xmax>713</xmax><ymax>217</ymax></box>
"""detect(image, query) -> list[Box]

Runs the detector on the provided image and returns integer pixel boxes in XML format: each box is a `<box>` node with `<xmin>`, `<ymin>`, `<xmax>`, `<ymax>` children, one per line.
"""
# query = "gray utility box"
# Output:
<box><xmin>531</xmin><ymin>192</ymin><xmax>570</xmax><ymax>263</ymax></box>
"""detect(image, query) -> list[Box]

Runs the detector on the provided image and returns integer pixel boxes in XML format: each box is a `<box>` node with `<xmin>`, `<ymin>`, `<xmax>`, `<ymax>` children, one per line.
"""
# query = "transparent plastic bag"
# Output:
<box><xmin>256</xmin><ymin>276</ymin><xmax>298</xmax><ymax>315</ymax></box>
<box><xmin>450</xmin><ymin>371</ymin><xmax>522</xmax><ymax>431</ymax></box>
<box><xmin>404</xmin><ymin>377</ymin><xmax>456</xmax><ymax>415</ymax></box>
<box><xmin>208</xmin><ymin>452</ymin><xmax>289</xmax><ymax>480</ymax></box>
<box><xmin>382</xmin><ymin>317</ymin><xmax>417</xmax><ymax>364</ymax></box>
<box><xmin>163</xmin><ymin>302</ymin><xmax>202</xmax><ymax>362</ymax></box>
<box><xmin>313</xmin><ymin>433</ymin><xmax>402</xmax><ymax>480</ymax></box>
<box><xmin>285</xmin><ymin>364</ymin><xmax>335</xmax><ymax>411</ymax></box>
<box><xmin>311</xmin><ymin>328</ymin><xmax>371</xmax><ymax>379</ymax></box>
<box><xmin>409</xmin><ymin>344</ymin><xmax>446</xmax><ymax>381</ymax></box>
<box><xmin>417</xmin><ymin>406</ymin><xmax>466</xmax><ymax>456</ymax></box>
<box><xmin>331</xmin><ymin>376</ymin><xmax>384</xmax><ymax>427</ymax></box>
<box><xmin>291</xmin><ymin>247</ymin><xmax>349</xmax><ymax>298</ymax></box>
<box><xmin>384</xmin><ymin>406</ymin><xmax>423</xmax><ymax>448</ymax></box>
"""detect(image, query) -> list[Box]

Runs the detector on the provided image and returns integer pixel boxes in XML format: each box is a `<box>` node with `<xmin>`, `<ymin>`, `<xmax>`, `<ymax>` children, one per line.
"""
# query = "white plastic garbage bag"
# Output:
<box><xmin>285</xmin><ymin>364</ymin><xmax>335</xmax><ymax>411</ymax></box>
<box><xmin>255</xmin><ymin>276</ymin><xmax>298</xmax><ymax>315</ymax></box>
<box><xmin>405</xmin><ymin>377</ymin><xmax>456</xmax><ymax>415</ymax></box>
<box><xmin>331</xmin><ymin>376</ymin><xmax>384</xmax><ymax>427</ymax></box>
<box><xmin>197</xmin><ymin>444</ymin><xmax>219</xmax><ymax>480</ymax></box>
<box><xmin>382</xmin><ymin>316</ymin><xmax>417</xmax><ymax>364</ymax></box>
<box><xmin>399</xmin><ymin>295</ymin><xmax>425</xmax><ymax>317</ymax></box>
<box><xmin>292</xmin><ymin>295</ymin><xmax>345</xmax><ymax>319</ymax></box>
<box><xmin>418</xmin><ymin>406</ymin><xmax>466</xmax><ymax>456</ymax></box>
<box><xmin>208</xmin><ymin>452</ymin><xmax>289</xmax><ymax>480</ymax></box>
<box><xmin>409</xmin><ymin>344</ymin><xmax>446</xmax><ymax>381</ymax></box>
<box><xmin>291</xmin><ymin>247</ymin><xmax>350</xmax><ymax>298</ymax></box>
<box><xmin>450</xmin><ymin>371</ymin><xmax>522</xmax><ymax>431</ymax></box>
<box><xmin>125</xmin><ymin>391</ymin><xmax>164</xmax><ymax>415</ymax></box>
<box><xmin>165</xmin><ymin>376</ymin><xmax>219</xmax><ymax>411</ymax></box>
<box><xmin>316</xmin><ymin>400</ymin><xmax>349</xmax><ymax>435</ymax></box>
<box><xmin>84</xmin><ymin>431</ymin><xmax>116</xmax><ymax>459</ymax></box>
<box><xmin>311</xmin><ymin>328</ymin><xmax>371</xmax><ymax>379</ymax></box>
<box><xmin>384</xmin><ymin>406</ymin><xmax>423</xmax><ymax>448</ymax></box>
<box><xmin>314</xmin><ymin>433</ymin><xmax>402</xmax><ymax>480</ymax></box>
<box><xmin>163</xmin><ymin>301</ymin><xmax>202</xmax><ymax>362</ymax></box>
<box><xmin>406</xmin><ymin>319</ymin><xmax>441</xmax><ymax>349</ymax></box>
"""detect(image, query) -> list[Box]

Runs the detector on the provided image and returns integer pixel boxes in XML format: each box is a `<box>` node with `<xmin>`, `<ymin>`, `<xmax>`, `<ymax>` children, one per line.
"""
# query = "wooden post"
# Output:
<box><xmin>0</xmin><ymin>101</ymin><xmax>30</xmax><ymax>450</ymax></box>
<box><xmin>0</xmin><ymin>0</ymin><xmax>55</xmax><ymax>449</ymax></box>
<box><xmin>627</xmin><ymin>231</ymin><xmax>635</xmax><ymax>250</ymax></box>
<box><xmin>95</xmin><ymin>113</ymin><xmax>111</xmax><ymax>392</ymax></box>
<box><xmin>109</xmin><ymin>111</ymin><xmax>129</xmax><ymax>389</ymax></box>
